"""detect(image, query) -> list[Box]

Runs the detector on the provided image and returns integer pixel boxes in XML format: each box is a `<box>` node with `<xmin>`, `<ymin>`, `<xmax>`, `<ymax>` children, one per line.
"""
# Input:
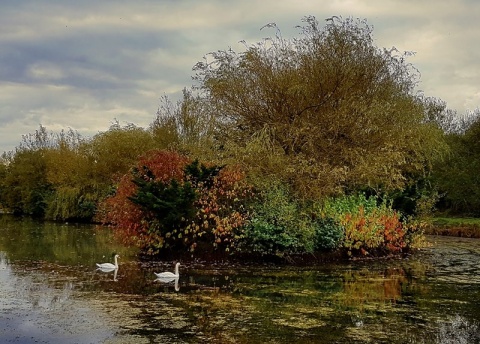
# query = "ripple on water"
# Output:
<box><xmin>2</xmin><ymin>219</ymin><xmax>480</xmax><ymax>343</ymax></box>
<box><xmin>0</xmin><ymin>267</ymin><xmax>117</xmax><ymax>343</ymax></box>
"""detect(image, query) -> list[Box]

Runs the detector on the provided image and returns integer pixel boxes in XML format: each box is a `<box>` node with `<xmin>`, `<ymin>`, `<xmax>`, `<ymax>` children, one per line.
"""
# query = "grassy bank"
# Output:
<box><xmin>427</xmin><ymin>217</ymin><xmax>480</xmax><ymax>238</ymax></box>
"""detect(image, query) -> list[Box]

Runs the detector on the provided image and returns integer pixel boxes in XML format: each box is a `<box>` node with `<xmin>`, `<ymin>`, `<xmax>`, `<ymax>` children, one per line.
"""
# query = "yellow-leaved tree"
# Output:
<box><xmin>193</xmin><ymin>16</ymin><xmax>446</xmax><ymax>200</ymax></box>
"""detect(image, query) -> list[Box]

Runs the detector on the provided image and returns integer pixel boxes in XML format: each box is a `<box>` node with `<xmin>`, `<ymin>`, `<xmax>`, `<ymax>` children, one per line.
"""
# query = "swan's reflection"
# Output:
<box><xmin>155</xmin><ymin>276</ymin><xmax>180</xmax><ymax>291</ymax></box>
<box><xmin>96</xmin><ymin>267</ymin><xmax>118</xmax><ymax>281</ymax></box>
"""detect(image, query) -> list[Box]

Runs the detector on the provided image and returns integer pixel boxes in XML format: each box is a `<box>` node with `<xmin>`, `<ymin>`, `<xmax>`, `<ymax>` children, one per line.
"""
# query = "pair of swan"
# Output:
<box><xmin>96</xmin><ymin>256</ymin><xmax>180</xmax><ymax>282</ymax></box>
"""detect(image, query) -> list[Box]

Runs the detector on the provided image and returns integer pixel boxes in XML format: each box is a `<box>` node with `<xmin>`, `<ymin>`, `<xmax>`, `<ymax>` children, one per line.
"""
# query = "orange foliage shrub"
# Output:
<box><xmin>180</xmin><ymin>167</ymin><xmax>254</xmax><ymax>253</ymax></box>
<box><xmin>341</xmin><ymin>207</ymin><xmax>406</xmax><ymax>256</ymax></box>
<box><xmin>97</xmin><ymin>150</ymin><xmax>253</xmax><ymax>255</ymax></box>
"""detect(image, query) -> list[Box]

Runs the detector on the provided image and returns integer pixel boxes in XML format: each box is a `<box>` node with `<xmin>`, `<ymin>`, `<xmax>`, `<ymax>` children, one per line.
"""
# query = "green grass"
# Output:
<box><xmin>432</xmin><ymin>217</ymin><xmax>480</xmax><ymax>226</ymax></box>
<box><xmin>428</xmin><ymin>217</ymin><xmax>480</xmax><ymax>238</ymax></box>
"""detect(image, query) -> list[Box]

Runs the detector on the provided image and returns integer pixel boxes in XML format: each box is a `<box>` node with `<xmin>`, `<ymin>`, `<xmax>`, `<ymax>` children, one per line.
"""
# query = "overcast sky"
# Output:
<box><xmin>1</xmin><ymin>0</ymin><xmax>479</xmax><ymax>153</ymax></box>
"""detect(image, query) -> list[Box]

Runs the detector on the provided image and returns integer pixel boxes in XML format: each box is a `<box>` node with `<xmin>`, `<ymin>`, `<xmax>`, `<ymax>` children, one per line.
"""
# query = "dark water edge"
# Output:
<box><xmin>1</xmin><ymin>216</ymin><xmax>480</xmax><ymax>343</ymax></box>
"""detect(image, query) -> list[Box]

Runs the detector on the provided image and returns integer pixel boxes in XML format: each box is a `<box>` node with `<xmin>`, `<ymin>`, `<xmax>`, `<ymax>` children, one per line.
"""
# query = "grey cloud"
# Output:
<box><xmin>1</xmin><ymin>0</ymin><xmax>479</xmax><ymax>153</ymax></box>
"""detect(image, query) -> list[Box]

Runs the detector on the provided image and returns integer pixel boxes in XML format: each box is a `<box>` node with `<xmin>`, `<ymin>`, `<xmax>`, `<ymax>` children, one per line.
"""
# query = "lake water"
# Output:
<box><xmin>0</xmin><ymin>215</ymin><xmax>479</xmax><ymax>343</ymax></box>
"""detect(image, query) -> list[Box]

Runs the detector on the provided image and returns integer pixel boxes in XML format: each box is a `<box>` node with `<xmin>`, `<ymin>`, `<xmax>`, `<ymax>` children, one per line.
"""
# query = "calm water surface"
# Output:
<box><xmin>0</xmin><ymin>215</ymin><xmax>479</xmax><ymax>343</ymax></box>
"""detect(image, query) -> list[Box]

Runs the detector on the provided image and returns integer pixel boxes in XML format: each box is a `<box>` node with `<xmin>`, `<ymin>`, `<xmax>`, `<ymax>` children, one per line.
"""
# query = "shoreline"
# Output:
<box><xmin>425</xmin><ymin>225</ymin><xmax>480</xmax><ymax>238</ymax></box>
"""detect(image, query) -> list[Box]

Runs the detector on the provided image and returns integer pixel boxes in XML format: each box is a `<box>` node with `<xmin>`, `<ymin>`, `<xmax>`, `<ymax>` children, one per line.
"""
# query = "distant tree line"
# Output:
<box><xmin>1</xmin><ymin>16</ymin><xmax>479</xmax><ymax>258</ymax></box>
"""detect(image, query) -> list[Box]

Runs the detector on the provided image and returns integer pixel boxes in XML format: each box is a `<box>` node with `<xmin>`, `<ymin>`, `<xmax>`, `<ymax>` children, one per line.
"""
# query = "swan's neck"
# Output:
<box><xmin>114</xmin><ymin>256</ymin><xmax>118</xmax><ymax>267</ymax></box>
<box><xmin>175</xmin><ymin>264</ymin><xmax>179</xmax><ymax>275</ymax></box>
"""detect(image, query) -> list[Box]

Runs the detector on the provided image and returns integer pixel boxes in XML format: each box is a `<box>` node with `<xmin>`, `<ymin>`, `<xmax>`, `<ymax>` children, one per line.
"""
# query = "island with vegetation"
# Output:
<box><xmin>1</xmin><ymin>16</ymin><xmax>479</xmax><ymax>262</ymax></box>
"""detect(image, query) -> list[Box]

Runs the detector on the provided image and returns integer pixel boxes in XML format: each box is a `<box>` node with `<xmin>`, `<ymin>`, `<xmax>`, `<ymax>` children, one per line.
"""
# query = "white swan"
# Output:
<box><xmin>96</xmin><ymin>254</ymin><xmax>119</xmax><ymax>270</ymax></box>
<box><xmin>154</xmin><ymin>262</ymin><xmax>180</xmax><ymax>279</ymax></box>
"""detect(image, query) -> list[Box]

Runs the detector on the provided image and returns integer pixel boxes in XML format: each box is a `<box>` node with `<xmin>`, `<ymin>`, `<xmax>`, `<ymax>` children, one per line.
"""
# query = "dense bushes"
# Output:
<box><xmin>239</xmin><ymin>180</ymin><xmax>350</xmax><ymax>256</ymax></box>
<box><xmin>0</xmin><ymin>149</ymin><xmax>52</xmax><ymax>216</ymax></box>
<box><xmin>98</xmin><ymin>159</ymin><xmax>419</xmax><ymax>258</ymax></box>
<box><xmin>241</xmin><ymin>182</ymin><xmax>314</xmax><ymax>255</ymax></box>
<box><xmin>0</xmin><ymin>139</ymin><xmax>424</xmax><ymax>258</ymax></box>
<box><xmin>45</xmin><ymin>186</ymin><xmax>97</xmax><ymax>220</ymax></box>
<box><xmin>319</xmin><ymin>194</ymin><xmax>424</xmax><ymax>256</ymax></box>
<box><xmin>432</xmin><ymin>114</ymin><xmax>480</xmax><ymax>216</ymax></box>
<box><xmin>97</xmin><ymin>150</ymin><xmax>253</xmax><ymax>255</ymax></box>
<box><xmin>0</xmin><ymin>123</ymin><xmax>158</xmax><ymax>221</ymax></box>
<box><xmin>241</xmin><ymin>191</ymin><xmax>423</xmax><ymax>258</ymax></box>
<box><xmin>313</xmin><ymin>217</ymin><xmax>345</xmax><ymax>251</ymax></box>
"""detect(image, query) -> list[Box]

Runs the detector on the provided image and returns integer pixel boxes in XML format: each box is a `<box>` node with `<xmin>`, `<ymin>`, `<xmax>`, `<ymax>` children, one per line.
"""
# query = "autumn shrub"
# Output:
<box><xmin>402</xmin><ymin>217</ymin><xmax>428</xmax><ymax>249</ymax></box>
<box><xmin>97</xmin><ymin>150</ymin><xmax>253</xmax><ymax>255</ymax></box>
<box><xmin>319</xmin><ymin>194</ymin><xmax>415</xmax><ymax>256</ymax></box>
<box><xmin>95</xmin><ymin>150</ymin><xmax>187</xmax><ymax>236</ymax></box>
<box><xmin>240</xmin><ymin>181</ymin><xmax>316</xmax><ymax>256</ymax></box>
<box><xmin>313</xmin><ymin>217</ymin><xmax>345</xmax><ymax>251</ymax></box>
<box><xmin>341</xmin><ymin>207</ymin><xmax>405</xmax><ymax>255</ymax></box>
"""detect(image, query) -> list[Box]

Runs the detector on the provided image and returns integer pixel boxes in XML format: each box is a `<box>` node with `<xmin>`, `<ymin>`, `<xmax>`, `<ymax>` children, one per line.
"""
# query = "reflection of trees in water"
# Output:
<box><xmin>0</xmin><ymin>214</ymin><xmax>134</xmax><ymax>266</ymax></box>
<box><xmin>341</xmin><ymin>267</ymin><xmax>411</xmax><ymax>306</ymax></box>
<box><xmin>337</xmin><ymin>258</ymin><xmax>434</xmax><ymax>309</ymax></box>
<box><xmin>1</xmin><ymin>220</ymin><xmax>480</xmax><ymax>344</ymax></box>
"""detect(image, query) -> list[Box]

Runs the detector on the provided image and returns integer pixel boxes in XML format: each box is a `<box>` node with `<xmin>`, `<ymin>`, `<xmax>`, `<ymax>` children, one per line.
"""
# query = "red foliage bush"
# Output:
<box><xmin>96</xmin><ymin>150</ymin><xmax>253</xmax><ymax>255</ymax></box>
<box><xmin>341</xmin><ymin>207</ymin><xmax>407</xmax><ymax>256</ymax></box>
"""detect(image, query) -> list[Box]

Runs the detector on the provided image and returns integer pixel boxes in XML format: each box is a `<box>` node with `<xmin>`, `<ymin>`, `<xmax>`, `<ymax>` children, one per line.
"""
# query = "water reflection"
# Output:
<box><xmin>155</xmin><ymin>276</ymin><xmax>180</xmax><ymax>291</ymax></box>
<box><xmin>0</xmin><ymin>253</ymin><xmax>117</xmax><ymax>343</ymax></box>
<box><xmin>15</xmin><ymin>277</ymin><xmax>74</xmax><ymax>310</ymax></box>
<box><xmin>96</xmin><ymin>267</ymin><xmax>118</xmax><ymax>281</ymax></box>
<box><xmin>339</xmin><ymin>266</ymin><xmax>409</xmax><ymax>306</ymax></box>
<box><xmin>0</xmin><ymin>251</ymin><xmax>9</xmax><ymax>269</ymax></box>
<box><xmin>0</xmin><ymin>215</ymin><xmax>135</xmax><ymax>266</ymax></box>
<box><xmin>2</xmin><ymin>215</ymin><xmax>480</xmax><ymax>343</ymax></box>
